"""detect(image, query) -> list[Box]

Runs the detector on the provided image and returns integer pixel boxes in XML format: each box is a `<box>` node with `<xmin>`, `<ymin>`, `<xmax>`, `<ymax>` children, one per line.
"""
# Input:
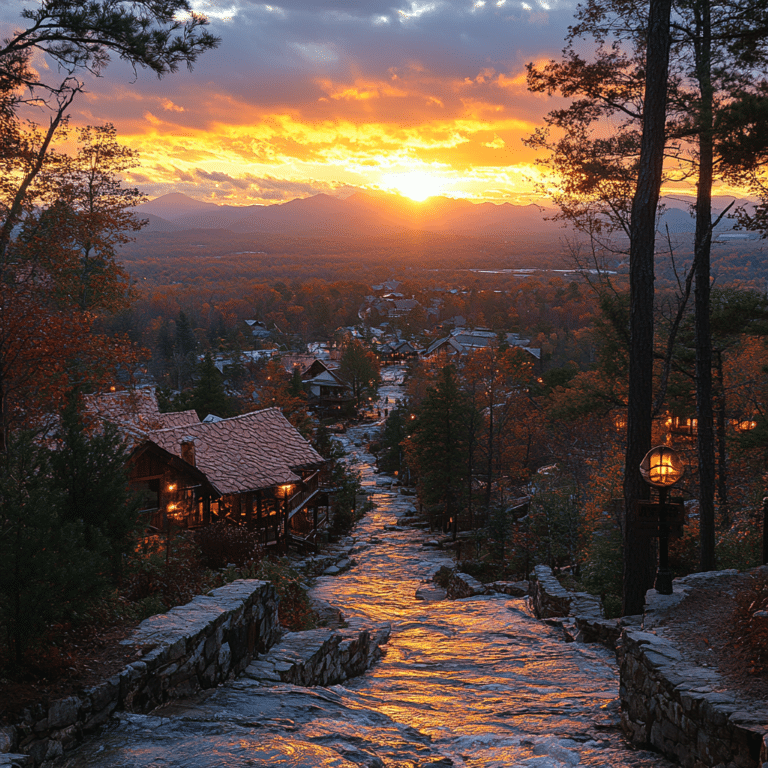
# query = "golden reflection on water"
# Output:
<box><xmin>61</xmin><ymin>402</ymin><xmax>674</xmax><ymax>768</ymax></box>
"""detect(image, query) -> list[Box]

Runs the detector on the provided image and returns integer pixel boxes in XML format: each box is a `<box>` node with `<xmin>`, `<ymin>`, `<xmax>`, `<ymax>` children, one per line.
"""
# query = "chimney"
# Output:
<box><xmin>180</xmin><ymin>436</ymin><xmax>196</xmax><ymax>466</ymax></box>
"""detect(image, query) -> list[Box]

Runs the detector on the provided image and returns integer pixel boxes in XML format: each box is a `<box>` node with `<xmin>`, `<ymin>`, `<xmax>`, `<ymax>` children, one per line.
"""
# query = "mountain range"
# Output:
<box><xmin>134</xmin><ymin>191</ymin><xmax>749</xmax><ymax>240</ymax></box>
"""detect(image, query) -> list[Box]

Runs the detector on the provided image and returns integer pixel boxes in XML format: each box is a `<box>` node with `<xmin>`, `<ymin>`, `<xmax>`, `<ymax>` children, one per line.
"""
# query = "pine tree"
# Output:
<box><xmin>339</xmin><ymin>339</ymin><xmax>381</xmax><ymax>411</ymax></box>
<box><xmin>50</xmin><ymin>393</ymin><xmax>140</xmax><ymax>583</ymax></box>
<box><xmin>0</xmin><ymin>432</ymin><xmax>101</xmax><ymax>664</ymax></box>
<box><xmin>190</xmin><ymin>351</ymin><xmax>233</xmax><ymax>419</ymax></box>
<box><xmin>411</xmin><ymin>365</ymin><xmax>475</xmax><ymax>538</ymax></box>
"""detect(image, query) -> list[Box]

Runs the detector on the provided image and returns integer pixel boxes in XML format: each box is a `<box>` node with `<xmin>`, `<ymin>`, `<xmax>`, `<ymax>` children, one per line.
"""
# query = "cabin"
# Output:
<box><xmin>422</xmin><ymin>328</ymin><xmax>541</xmax><ymax>361</ymax></box>
<box><xmin>281</xmin><ymin>355</ymin><xmax>354</xmax><ymax>415</ymax></box>
<box><xmin>87</xmin><ymin>390</ymin><xmax>329</xmax><ymax>551</ymax></box>
<box><xmin>144</xmin><ymin>408</ymin><xmax>328</xmax><ymax>550</ymax></box>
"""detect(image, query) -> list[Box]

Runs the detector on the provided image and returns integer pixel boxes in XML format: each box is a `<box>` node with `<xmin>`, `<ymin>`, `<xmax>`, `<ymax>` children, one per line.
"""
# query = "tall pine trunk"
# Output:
<box><xmin>694</xmin><ymin>0</ymin><xmax>717</xmax><ymax>571</ymax></box>
<box><xmin>623</xmin><ymin>0</ymin><xmax>672</xmax><ymax>616</ymax></box>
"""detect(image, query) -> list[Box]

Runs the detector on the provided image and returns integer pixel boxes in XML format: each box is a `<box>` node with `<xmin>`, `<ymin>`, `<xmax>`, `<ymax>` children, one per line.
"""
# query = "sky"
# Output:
<box><xmin>3</xmin><ymin>0</ymin><xmax>585</xmax><ymax>205</ymax></box>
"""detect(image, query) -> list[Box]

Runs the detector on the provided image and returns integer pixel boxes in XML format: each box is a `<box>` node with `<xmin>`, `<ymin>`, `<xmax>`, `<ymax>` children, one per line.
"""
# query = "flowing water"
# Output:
<box><xmin>61</xmin><ymin>367</ymin><xmax>673</xmax><ymax>768</ymax></box>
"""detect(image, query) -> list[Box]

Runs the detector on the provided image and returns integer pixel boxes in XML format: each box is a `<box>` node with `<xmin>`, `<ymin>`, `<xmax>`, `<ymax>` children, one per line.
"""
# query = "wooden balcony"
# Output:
<box><xmin>286</xmin><ymin>471</ymin><xmax>322</xmax><ymax>519</ymax></box>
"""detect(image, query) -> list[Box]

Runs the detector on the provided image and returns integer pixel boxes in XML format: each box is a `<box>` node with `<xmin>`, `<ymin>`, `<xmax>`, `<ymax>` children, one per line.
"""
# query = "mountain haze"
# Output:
<box><xmin>135</xmin><ymin>191</ymin><xmax>746</xmax><ymax>239</ymax></box>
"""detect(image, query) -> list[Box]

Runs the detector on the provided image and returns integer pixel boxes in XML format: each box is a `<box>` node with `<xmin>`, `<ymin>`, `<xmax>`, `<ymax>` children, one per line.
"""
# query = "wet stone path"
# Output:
<box><xmin>61</xmin><ymin>368</ymin><xmax>674</xmax><ymax>768</ymax></box>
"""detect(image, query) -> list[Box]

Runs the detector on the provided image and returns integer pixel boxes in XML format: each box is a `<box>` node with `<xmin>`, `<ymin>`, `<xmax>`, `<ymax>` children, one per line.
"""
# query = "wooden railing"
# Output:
<box><xmin>286</xmin><ymin>471</ymin><xmax>321</xmax><ymax>519</ymax></box>
<box><xmin>288</xmin><ymin>508</ymin><xmax>329</xmax><ymax>552</ymax></box>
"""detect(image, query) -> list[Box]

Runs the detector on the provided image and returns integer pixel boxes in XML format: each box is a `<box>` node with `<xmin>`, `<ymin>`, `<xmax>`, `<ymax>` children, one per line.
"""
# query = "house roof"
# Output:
<box><xmin>425</xmin><ymin>336</ymin><xmax>464</xmax><ymax>356</ymax></box>
<box><xmin>148</xmin><ymin>407</ymin><xmax>324</xmax><ymax>495</ymax></box>
<box><xmin>84</xmin><ymin>389</ymin><xmax>199</xmax><ymax>440</ymax></box>
<box><xmin>156</xmin><ymin>410</ymin><xmax>200</xmax><ymax>429</ymax></box>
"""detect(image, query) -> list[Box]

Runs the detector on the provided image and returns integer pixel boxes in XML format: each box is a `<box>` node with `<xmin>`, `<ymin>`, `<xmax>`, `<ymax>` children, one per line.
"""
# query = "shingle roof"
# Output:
<box><xmin>84</xmin><ymin>389</ymin><xmax>199</xmax><ymax>442</ymax></box>
<box><xmin>156</xmin><ymin>410</ymin><xmax>200</xmax><ymax>429</ymax></box>
<box><xmin>149</xmin><ymin>408</ymin><xmax>324</xmax><ymax>495</ymax></box>
<box><xmin>84</xmin><ymin>389</ymin><xmax>166</xmax><ymax>433</ymax></box>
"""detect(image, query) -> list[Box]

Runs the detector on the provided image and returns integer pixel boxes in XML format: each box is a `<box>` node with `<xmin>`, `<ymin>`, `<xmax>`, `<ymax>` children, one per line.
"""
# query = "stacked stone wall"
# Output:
<box><xmin>620</xmin><ymin>573</ymin><xmax>768</xmax><ymax>768</ymax></box>
<box><xmin>1</xmin><ymin>580</ymin><xmax>283</xmax><ymax>767</ymax></box>
<box><xmin>620</xmin><ymin>628</ymin><xmax>768</xmax><ymax>768</ymax></box>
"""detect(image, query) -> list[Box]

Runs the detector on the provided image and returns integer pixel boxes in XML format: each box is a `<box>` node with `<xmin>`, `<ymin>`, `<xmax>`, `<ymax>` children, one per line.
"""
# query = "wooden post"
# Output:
<box><xmin>762</xmin><ymin>496</ymin><xmax>768</xmax><ymax>565</ymax></box>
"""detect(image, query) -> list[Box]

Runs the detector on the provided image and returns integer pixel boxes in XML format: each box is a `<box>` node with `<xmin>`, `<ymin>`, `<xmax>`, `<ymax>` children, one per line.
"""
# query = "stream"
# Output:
<box><xmin>61</xmin><ymin>366</ymin><xmax>673</xmax><ymax>768</ymax></box>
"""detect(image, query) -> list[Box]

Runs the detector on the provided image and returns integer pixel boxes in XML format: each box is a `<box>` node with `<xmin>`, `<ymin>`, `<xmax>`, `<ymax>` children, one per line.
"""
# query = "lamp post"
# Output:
<box><xmin>640</xmin><ymin>445</ymin><xmax>684</xmax><ymax>595</ymax></box>
<box><xmin>279</xmin><ymin>483</ymin><xmax>293</xmax><ymax>553</ymax></box>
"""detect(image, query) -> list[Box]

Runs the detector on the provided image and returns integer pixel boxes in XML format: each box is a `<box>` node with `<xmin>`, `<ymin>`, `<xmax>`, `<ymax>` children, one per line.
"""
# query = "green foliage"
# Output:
<box><xmin>410</xmin><ymin>365</ymin><xmax>475</xmax><ymax>534</ymax></box>
<box><xmin>195</xmin><ymin>523</ymin><xmax>263</xmax><ymax>569</ymax></box>
<box><xmin>50</xmin><ymin>394</ymin><xmax>141</xmax><ymax>582</ymax></box>
<box><xmin>190</xmin><ymin>351</ymin><xmax>235</xmax><ymax>419</ymax></box>
<box><xmin>0</xmin><ymin>432</ymin><xmax>103</xmax><ymax>664</ymax></box>
<box><xmin>579</xmin><ymin>524</ymin><xmax>623</xmax><ymax>618</ymax></box>
<box><xmin>526</xmin><ymin>480</ymin><xmax>581</xmax><ymax>571</ymax></box>
<box><xmin>122</xmin><ymin>533</ymin><xmax>206</xmax><ymax>614</ymax></box>
<box><xmin>716</xmin><ymin>522</ymin><xmax>762</xmax><ymax>571</ymax></box>
<box><xmin>339</xmin><ymin>339</ymin><xmax>381</xmax><ymax>410</ymax></box>
<box><xmin>330</xmin><ymin>460</ymin><xmax>369</xmax><ymax>537</ymax></box>
<box><xmin>486</xmin><ymin>505</ymin><xmax>516</xmax><ymax>563</ymax></box>
<box><xmin>256</xmin><ymin>558</ymin><xmax>317</xmax><ymax>631</ymax></box>
<box><xmin>376</xmin><ymin>405</ymin><xmax>411</xmax><ymax>475</ymax></box>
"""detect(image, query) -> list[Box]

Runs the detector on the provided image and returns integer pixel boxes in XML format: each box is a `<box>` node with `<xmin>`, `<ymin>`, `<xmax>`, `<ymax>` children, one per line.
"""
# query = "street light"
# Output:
<box><xmin>640</xmin><ymin>445</ymin><xmax>684</xmax><ymax>595</ymax></box>
<box><xmin>640</xmin><ymin>445</ymin><xmax>684</xmax><ymax>488</ymax></box>
<box><xmin>279</xmin><ymin>484</ymin><xmax>293</xmax><ymax>553</ymax></box>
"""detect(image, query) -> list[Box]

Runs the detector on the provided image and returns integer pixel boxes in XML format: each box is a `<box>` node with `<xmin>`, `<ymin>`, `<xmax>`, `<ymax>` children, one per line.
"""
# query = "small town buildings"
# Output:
<box><xmin>422</xmin><ymin>327</ymin><xmax>541</xmax><ymax>361</ymax></box>
<box><xmin>378</xmin><ymin>339</ymin><xmax>422</xmax><ymax>362</ymax></box>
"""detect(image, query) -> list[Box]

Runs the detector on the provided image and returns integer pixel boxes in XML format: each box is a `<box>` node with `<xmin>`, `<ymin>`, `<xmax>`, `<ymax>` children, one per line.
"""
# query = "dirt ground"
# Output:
<box><xmin>655</xmin><ymin>572</ymin><xmax>768</xmax><ymax>702</ymax></box>
<box><xmin>0</xmin><ymin>619</ymin><xmax>144</xmax><ymax>726</ymax></box>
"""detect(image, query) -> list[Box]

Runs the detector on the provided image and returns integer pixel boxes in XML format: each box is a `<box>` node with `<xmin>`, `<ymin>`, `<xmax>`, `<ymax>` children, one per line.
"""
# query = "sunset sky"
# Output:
<box><xmin>4</xmin><ymin>0</ymin><xmax>584</xmax><ymax>205</ymax></box>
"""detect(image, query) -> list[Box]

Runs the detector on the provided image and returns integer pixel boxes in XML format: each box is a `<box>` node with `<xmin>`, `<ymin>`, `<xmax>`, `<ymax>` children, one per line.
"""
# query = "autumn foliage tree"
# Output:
<box><xmin>0</xmin><ymin>0</ymin><xmax>218</xmax><ymax>445</ymax></box>
<box><xmin>0</xmin><ymin>126</ymin><xmax>147</xmax><ymax>445</ymax></box>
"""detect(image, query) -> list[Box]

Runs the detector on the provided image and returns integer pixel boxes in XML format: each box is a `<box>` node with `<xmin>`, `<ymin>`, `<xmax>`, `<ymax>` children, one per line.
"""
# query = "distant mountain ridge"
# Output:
<box><xmin>135</xmin><ymin>191</ymin><xmax>747</xmax><ymax>239</ymax></box>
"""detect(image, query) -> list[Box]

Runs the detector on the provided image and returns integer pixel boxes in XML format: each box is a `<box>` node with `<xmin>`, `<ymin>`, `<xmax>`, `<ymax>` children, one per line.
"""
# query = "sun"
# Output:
<box><xmin>381</xmin><ymin>170</ymin><xmax>443</xmax><ymax>202</ymax></box>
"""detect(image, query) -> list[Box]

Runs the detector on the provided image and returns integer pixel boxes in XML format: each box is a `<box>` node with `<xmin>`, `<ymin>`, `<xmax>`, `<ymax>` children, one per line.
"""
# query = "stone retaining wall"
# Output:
<box><xmin>620</xmin><ymin>628</ymin><xmax>768</xmax><ymax>767</ymax></box>
<box><xmin>446</xmin><ymin>573</ymin><xmax>529</xmax><ymax>600</ymax></box>
<box><xmin>620</xmin><ymin>573</ymin><xmax>768</xmax><ymax>768</ymax></box>
<box><xmin>447</xmin><ymin>571</ymin><xmax>488</xmax><ymax>598</ymax></box>
<box><xmin>245</xmin><ymin>618</ymin><xmax>391</xmax><ymax>687</ymax></box>
<box><xmin>530</xmin><ymin>565</ymin><xmax>605</xmax><ymax>621</ymax></box>
<box><xmin>1</xmin><ymin>579</ymin><xmax>280</xmax><ymax>766</ymax></box>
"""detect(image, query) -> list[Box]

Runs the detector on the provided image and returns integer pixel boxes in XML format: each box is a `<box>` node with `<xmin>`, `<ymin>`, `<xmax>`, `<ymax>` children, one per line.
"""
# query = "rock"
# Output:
<box><xmin>0</xmin><ymin>754</ymin><xmax>33</xmax><ymax>767</ymax></box>
<box><xmin>48</xmin><ymin>695</ymin><xmax>81</xmax><ymax>729</ymax></box>
<box><xmin>415</xmin><ymin>585</ymin><xmax>447</xmax><ymax>602</ymax></box>
<box><xmin>488</xmin><ymin>581</ymin><xmax>530</xmax><ymax>597</ymax></box>
<box><xmin>0</xmin><ymin>728</ymin><xmax>16</xmax><ymax>754</ymax></box>
<box><xmin>323</xmin><ymin>565</ymin><xmax>341</xmax><ymax>575</ymax></box>
<box><xmin>447</xmin><ymin>572</ymin><xmax>488</xmax><ymax>599</ymax></box>
<box><xmin>422</xmin><ymin>540</ymin><xmax>440</xmax><ymax>548</ymax></box>
<box><xmin>530</xmin><ymin>565</ymin><xmax>604</xmax><ymax>621</ymax></box>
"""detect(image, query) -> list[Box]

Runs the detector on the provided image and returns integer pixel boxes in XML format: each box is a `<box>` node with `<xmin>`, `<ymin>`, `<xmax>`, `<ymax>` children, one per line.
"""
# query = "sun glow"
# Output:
<box><xmin>381</xmin><ymin>170</ymin><xmax>444</xmax><ymax>202</ymax></box>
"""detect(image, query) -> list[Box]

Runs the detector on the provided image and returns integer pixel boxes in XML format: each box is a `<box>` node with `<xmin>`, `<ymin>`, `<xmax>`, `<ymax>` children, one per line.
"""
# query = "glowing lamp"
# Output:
<box><xmin>640</xmin><ymin>446</ymin><xmax>684</xmax><ymax>488</ymax></box>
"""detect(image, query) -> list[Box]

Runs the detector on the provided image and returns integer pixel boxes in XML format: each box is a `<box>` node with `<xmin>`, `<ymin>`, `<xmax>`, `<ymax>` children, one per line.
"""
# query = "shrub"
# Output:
<box><xmin>195</xmin><ymin>523</ymin><xmax>264</xmax><ymax>569</ymax></box>
<box><xmin>717</xmin><ymin>520</ymin><xmax>762</xmax><ymax>571</ymax></box>
<box><xmin>123</xmin><ymin>532</ymin><xmax>207</xmax><ymax>609</ymax></box>
<box><xmin>731</xmin><ymin>572</ymin><xmax>768</xmax><ymax>676</ymax></box>
<box><xmin>256</xmin><ymin>558</ymin><xmax>316</xmax><ymax>631</ymax></box>
<box><xmin>580</xmin><ymin>524</ymin><xmax>623</xmax><ymax>618</ymax></box>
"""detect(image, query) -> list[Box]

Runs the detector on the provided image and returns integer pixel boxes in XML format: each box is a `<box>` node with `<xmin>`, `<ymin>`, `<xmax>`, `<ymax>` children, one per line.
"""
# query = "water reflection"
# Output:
<box><xmin>61</xmin><ymin>367</ymin><xmax>672</xmax><ymax>768</ymax></box>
